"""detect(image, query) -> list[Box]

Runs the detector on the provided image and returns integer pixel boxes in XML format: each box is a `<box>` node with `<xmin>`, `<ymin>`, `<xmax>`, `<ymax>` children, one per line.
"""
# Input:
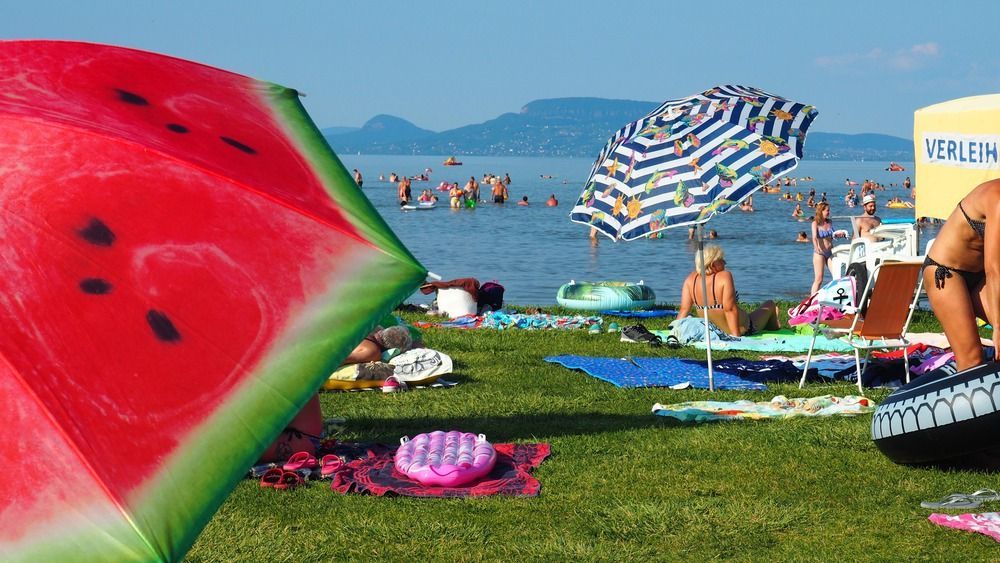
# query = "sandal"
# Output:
<box><xmin>274</xmin><ymin>471</ymin><xmax>304</xmax><ymax>490</ymax></box>
<box><xmin>966</xmin><ymin>488</ymin><xmax>1000</xmax><ymax>502</ymax></box>
<box><xmin>320</xmin><ymin>454</ymin><xmax>343</xmax><ymax>479</ymax></box>
<box><xmin>283</xmin><ymin>451</ymin><xmax>319</xmax><ymax>471</ymax></box>
<box><xmin>921</xmin><ymin>493</ymin><xmax>984</xmax><ymax>509</ymax></box>
<box><xmin>259</xmin><ymin>468</ymin><xmax>283</xmax><ymax>489</ymax></box>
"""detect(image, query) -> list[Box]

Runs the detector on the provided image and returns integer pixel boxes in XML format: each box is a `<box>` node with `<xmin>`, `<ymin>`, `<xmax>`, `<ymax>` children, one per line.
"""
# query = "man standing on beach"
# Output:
<box><xmin>853</xmin><ymin>194</ymin><xmax>882</xmax><ymax>241</ymax></box>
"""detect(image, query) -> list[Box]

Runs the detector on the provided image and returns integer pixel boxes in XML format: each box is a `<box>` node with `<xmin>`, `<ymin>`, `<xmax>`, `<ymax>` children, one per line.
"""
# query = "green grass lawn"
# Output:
<box><xmin>187</xmin><ymin>305</ymin><xmax>999</xmax><ymax>561</ymax></box>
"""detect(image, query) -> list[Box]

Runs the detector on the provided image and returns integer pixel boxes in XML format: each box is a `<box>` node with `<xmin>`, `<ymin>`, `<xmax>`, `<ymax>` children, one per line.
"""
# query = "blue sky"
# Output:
<box><xmin>4</xmin><ymin>1</ymin><xmax>998</xmax><ymax>138</ymax></box>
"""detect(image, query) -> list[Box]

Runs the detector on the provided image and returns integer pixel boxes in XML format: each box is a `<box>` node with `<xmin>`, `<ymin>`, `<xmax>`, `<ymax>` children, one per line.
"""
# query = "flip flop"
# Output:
<box><xmin>920</xmin><ymin>493</ymin><xmax>983</xmax><ymax>509</ymax></box>
<box><xmin>320</xmin><ymin>454</ymin><xmax>343</xmax><ymax>479</ymax></box>
<box><xmin>259</xmin><ymin>468</ymin><xmax>283</xmax><ymax>489</ymax></box>
<box><xmin>273</xmin><ymin>471</ymin><xmax>303</xmax><ymax>491</ymax></box>
<box><xmin>966</xmin><ymin>488</ymin><xmax>1000</xmax><ymax>502</ymax></box>
<box><xmin>283</xmin><ymin>451</ymin><xmax>318</xmax><ymax>471</ymax></box>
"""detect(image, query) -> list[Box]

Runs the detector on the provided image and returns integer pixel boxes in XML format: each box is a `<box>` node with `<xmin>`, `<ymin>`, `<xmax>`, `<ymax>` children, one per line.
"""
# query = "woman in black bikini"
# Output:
<box><xmin>675</xmin><ymin>245</ymin><xmax>781</xmax><ymax>336</ymax></box>
<box><xmin>923</xmin><ymin>179</ymin><xmax>1000</xmax><ymax>371</ymax></box>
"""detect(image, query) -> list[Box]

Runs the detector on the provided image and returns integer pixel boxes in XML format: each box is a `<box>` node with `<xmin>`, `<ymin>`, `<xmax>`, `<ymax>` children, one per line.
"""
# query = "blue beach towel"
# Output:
<box><xmin>693</xmin><ymin>333</ymin><xmax>854</xmax><ymax>353</ymax></box>
<box><xmin>651</xmin><ymin>328</ymin><xmax>854</xmax><ymax>353</ymax></box>
<box><xmin>482</xmin><ymin>311</ymin><xmax>601</xmax><ymax>330</ymax></box>
<box><xmin>543</xmin><ymin>356</ymin><xmax>809</xmax><ymax>390</ymax></box>
<box><xmin>599</xmin><ymin>309</ymin><xmax>677</xmax><ymax>318</ymax></box>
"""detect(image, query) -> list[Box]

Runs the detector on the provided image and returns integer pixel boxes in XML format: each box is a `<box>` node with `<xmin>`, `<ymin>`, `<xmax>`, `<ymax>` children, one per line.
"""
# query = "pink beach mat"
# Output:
<box><xmin>330</xmin><ymin>443</ymin><xmax>550</xmax><ymax>497</ymax></box>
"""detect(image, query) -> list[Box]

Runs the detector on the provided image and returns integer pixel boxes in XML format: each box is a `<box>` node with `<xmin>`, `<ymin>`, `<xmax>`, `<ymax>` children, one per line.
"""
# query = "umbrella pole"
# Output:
<box><xmin>697</xmin><ymin>224</ymin><xmax>714</xmax><ymax>391</ymax></box>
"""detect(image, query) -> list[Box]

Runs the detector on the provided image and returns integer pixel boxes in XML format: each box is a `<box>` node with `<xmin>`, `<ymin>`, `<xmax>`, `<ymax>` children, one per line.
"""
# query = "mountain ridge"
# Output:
<box><xmin>323</xmin><ymin>98</ymin><xmax>914</xmax><ymax>161</ymax></box>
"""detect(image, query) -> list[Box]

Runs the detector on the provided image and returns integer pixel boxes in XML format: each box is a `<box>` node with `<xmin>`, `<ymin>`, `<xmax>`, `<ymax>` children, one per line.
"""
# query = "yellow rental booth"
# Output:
<box><xmin>914</xmin><ymin>94</ymin><xmax>1000</xmax><ymax>219</ymax></box>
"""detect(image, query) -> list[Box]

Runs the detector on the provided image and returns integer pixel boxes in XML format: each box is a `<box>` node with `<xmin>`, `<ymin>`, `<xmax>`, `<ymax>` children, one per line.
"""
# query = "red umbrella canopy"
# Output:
<box><xmin>0</xmin><ymin>41</ymin><xmax>425</xmax><ymax>561</ymax></box>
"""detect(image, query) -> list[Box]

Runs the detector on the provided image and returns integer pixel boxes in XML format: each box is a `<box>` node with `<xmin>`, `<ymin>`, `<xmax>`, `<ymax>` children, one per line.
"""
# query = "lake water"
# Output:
<box><xmin>337</xmin><ymin>154</ymin><xmax>930</xmax><ymax>305</ymax></box>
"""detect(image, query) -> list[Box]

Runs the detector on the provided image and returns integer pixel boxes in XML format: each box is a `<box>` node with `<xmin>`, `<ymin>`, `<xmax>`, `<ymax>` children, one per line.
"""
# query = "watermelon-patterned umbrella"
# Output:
<box><xmin>569</xmin><ymin>85</ymin><xmax>817</xmax><ymax>390</ymax></box>
<box><xmin>0</xmin><ymin>41</ymin><xmax>426</xmax><ymax>561</ymax></box>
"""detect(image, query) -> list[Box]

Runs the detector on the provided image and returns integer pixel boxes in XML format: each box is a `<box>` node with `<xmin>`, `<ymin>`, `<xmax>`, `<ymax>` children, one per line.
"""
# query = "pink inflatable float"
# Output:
<box><xmin>394</xmin><ymin>431</ymin><xmax>497</xmax><ymax>487</ymax></box>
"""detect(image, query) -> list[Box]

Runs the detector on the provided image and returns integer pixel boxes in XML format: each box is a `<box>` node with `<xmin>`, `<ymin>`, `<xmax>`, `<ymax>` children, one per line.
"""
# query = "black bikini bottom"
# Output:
<box><xmin>923</xmin><ymin>255</ymin><xmax>985</xmax><ymax>290</ymax></box>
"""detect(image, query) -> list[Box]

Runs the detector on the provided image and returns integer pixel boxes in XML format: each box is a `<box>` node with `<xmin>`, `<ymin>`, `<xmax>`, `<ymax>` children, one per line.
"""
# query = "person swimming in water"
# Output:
<box><xmin>491</xmin><ymin>180</ymin><xmax>508</xmax><ymax>203</ymax></box>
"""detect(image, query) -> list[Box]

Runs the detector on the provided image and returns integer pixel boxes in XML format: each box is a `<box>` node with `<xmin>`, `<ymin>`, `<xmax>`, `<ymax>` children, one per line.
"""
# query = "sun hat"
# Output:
<box><xmin>863</xmin><ymin>194</ymin><xmax>876</xmax><ymax>205</ymax></box>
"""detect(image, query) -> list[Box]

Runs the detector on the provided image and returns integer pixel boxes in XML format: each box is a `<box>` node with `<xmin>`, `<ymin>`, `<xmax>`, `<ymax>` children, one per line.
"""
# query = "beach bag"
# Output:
<box><xmin>787</xmin><ymin>276</ymin><xmax>857</xmax><ymax>326</ymax></box>
<box><xmin>478</xmin><ymin>281</ymin><xmax>505</xmax><ymax>312</ymax></box>
<box><xmin>389</xmin><ymin>348</ymin><xmax>453</xmax><ymax>382</ymax></box>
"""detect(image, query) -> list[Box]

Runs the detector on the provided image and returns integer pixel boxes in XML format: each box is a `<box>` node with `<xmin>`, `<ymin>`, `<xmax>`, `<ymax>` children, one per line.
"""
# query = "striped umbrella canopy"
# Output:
<box><xmin>570</xmin><ymin>85</ymin><xmax>818</xmax><ymax>240</ymax></box>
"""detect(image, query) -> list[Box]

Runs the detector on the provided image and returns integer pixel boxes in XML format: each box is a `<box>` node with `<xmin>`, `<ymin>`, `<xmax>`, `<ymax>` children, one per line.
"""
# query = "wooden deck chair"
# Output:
<box><xmin>798</xmin><ymin>261</ymin><xmax>924</xmax><ymax>392</ymax></box>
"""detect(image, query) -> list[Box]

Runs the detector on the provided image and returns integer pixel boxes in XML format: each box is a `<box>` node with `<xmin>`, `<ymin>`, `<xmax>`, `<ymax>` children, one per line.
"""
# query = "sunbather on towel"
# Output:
<box><xmin>259</xmin><ymin>326</ymin><xmax>414</xmax><ymax>463</ymax></box>
<box><xmin>345</xmin><ymin>325</ymin><xmax>413</xmax><ymax>364</ymax></box>
<box><xmin>675</xmin><ymin>244</ymin><xmax>781</xmax><ymax>337</ymax></box>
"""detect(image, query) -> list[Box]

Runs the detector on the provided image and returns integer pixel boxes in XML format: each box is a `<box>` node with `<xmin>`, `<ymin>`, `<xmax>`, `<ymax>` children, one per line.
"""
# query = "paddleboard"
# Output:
<box><xmin>403</xmin><ymin>202</ymin><xmax>437</xmax><ymax>211</ymax></box>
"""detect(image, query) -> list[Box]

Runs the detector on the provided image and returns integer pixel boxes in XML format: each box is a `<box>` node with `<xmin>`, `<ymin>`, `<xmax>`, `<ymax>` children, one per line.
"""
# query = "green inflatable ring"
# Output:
<box><xmin>556</xmin><ymin>281</ymin><xmax>656</xmax><ymax>311</ymax></box>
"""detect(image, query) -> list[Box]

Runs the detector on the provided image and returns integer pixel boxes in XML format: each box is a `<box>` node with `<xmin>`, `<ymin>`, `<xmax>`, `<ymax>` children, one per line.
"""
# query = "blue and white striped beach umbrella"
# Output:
<box><xmin>570</xmin><ymin>85</ymin><xmax>818</xmax><ymax>240</ymax></box>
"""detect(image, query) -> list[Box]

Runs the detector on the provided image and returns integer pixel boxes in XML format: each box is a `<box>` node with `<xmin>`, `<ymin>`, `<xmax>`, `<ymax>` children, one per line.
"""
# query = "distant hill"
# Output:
<box><xmin>325</xmin><ymin>114</ymin><xmax>434</xmax><ymax>150</ymax></box>
<box><xmin>804</xmin><ymin>132</ymin><xmax>913</xmax><ymax>162</ymax></box>
<box><xmin>322</xmin><ymin>98</ymin><xmax>913</xmax><ymax>161</ymax></box>
<box><xmin>320</xmin><ymin>126</ymin><xmax>359</xmax><ymax>136</ymax></box>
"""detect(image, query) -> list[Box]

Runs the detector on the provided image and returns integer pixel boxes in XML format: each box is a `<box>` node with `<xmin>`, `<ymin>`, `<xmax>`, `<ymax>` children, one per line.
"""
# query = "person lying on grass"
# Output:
<box><xmin>675</xmin><ymin>244</ymin><xmax>781</xmax><ymax>337</ymax></box>
<box><xmin>258</xmin><ymin>325</ymin><xmax>413</xmax><ymax>463</ymax></box>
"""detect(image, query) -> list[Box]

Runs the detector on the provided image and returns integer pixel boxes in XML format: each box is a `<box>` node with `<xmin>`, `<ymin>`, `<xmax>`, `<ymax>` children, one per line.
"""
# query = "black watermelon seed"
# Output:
<box><xmin>79</xmin><ymin>278</ymin><xmax>113</xmax><ymax>294</ymax></box>
<box><xmin>78</xmin><ymin>218</ymin><xmax>116</xmax><ymax>247</ymax></box>
<box><xmin>146</xmin><ymin>310</ymin><xmax>181</xmax><ymax>342</ymax></box>
<box><xmin>115</xmin><ymin>88</ymin><xmax>149</xmax><ymax>106</ymax></box>
<box><xmin>166</xmin><ymin>123</ymin><xmax>190</xmax><ymax>133</ymax></box>
<box><xmin>220</xmin><ymin>136</ymin><xmax>257</xmax><ymax>154</ymax></box>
